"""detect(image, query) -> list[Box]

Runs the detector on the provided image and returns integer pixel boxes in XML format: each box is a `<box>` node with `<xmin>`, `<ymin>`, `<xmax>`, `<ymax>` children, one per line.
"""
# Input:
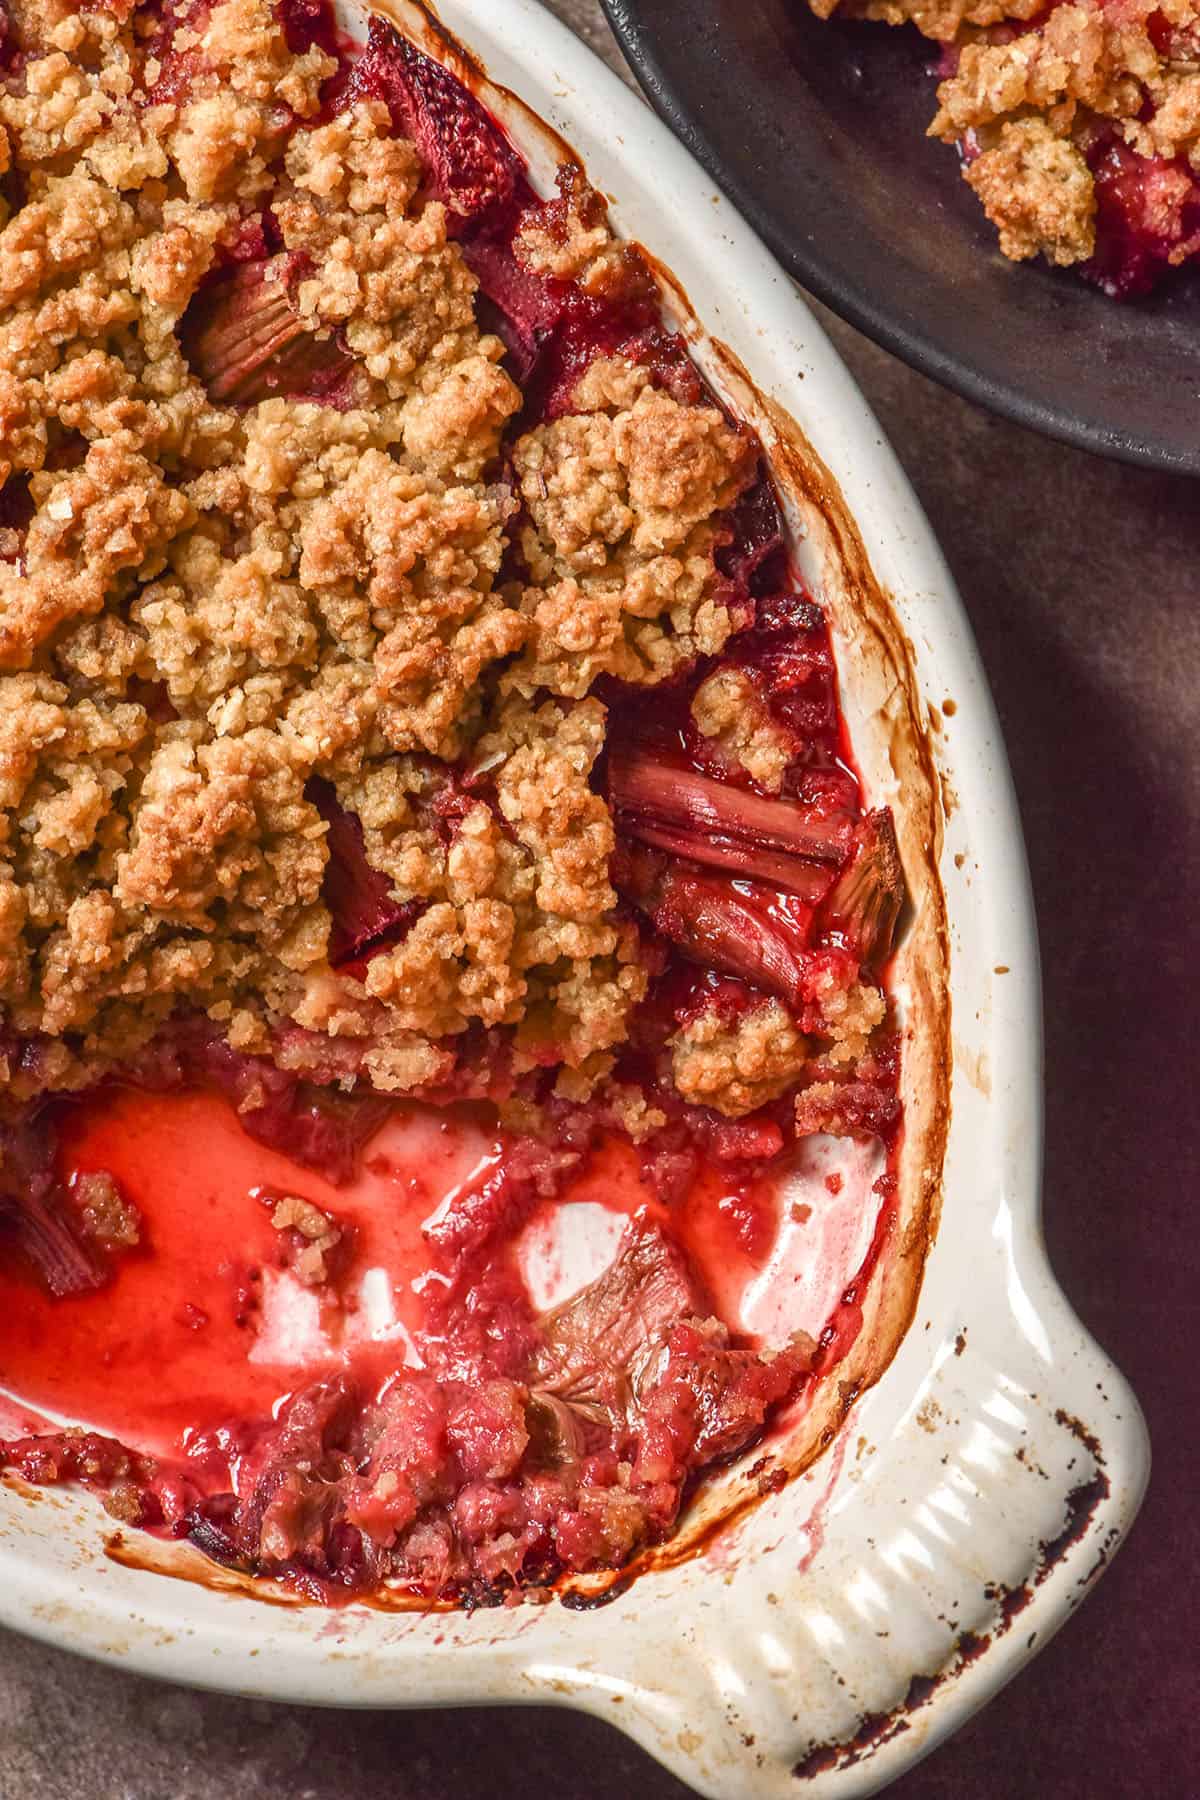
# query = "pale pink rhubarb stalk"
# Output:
<box><xmin>184</xmin><ymin>256</ymin><xmax>351</xmax><ymax>405</ymax></box>
<box><xmin>608</xmin><ymin>745</ymin><xmax>849</xmax><ymax>902</ymax></box>
<box><xmin>616</xmin><ymin>846</ymin><xmax>822</xmax><ymax>1008</ymax></box>
<box><xmin>818</xmin><ymin>809</ymin><xmax>906</xmax><ymax>967</ymax></box>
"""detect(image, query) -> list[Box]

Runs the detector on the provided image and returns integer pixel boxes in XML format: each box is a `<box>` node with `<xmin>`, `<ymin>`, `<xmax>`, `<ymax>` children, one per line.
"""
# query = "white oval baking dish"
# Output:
<box><xmin>0</xmin><ymin>3</ymin><xmax>1148</xmax><ymax>1795</ymax></box>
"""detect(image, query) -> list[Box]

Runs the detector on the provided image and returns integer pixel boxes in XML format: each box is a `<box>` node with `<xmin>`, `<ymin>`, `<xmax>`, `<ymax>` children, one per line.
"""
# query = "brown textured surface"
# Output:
<box><xmin>1</xmin><ymin>3</ymin><xmax>1196</xmax><ymax>1796</ymax></box>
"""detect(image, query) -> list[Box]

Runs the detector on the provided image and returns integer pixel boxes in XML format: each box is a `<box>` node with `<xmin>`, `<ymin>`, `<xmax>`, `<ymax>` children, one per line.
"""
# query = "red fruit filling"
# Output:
<box><xmin>907</xmin><ymin>5</ymin><xmax>1200</xmax><ymax>296</ymax></box>
<box><xmin>1083</xmin><ymin>136</ymin><xmax>1200</xmax><ymax>298</ymax></box>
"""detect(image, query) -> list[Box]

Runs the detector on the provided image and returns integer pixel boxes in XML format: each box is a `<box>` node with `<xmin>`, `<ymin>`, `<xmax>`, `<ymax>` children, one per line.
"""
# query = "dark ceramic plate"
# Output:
<box><xmin>600</xmin><ymin>0</ymin><xmax>1200</xmax><ymax>474</ymax></box>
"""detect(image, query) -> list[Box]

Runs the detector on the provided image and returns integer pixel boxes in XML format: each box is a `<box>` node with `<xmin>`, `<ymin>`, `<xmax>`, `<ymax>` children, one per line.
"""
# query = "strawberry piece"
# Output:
<box><xmin>348</xmin><ymin>19</ymin><xmax>524</xmax><ymax>223</ymax></box>
<box><xmin>1085</xmin><ymin>137</ymin><xmax>1200</xmax><ymax>298</ymax></box>
<box><xmin>279</xmin><ymin>0</ymin><xmax>339</xmax><ymax>56</ymax></box>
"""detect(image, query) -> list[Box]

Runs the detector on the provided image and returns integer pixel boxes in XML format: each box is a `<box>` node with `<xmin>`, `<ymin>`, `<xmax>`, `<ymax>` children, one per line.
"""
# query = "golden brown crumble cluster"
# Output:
<box><xmin>809</xmin><ymin>0</ymin><xmax>1200</xmax><ymax>270</ymax></box>
<box><xmin>268</xmin><ymin>1191</ymin><xmax>341</xmax><ymax>1287</ymax></box>
<box><xmin>670</xmin><ymin>974</ymin><xmax>884</xmax><ymax>1120</ymax></box>
<box><xmin>671</xmin><ymin>999</ymin><xmax>811</xmax><ymax>1118</ymax></box>
<box><xmin>690</xmin><ymin>666</ymin><xmax>795</xmax><ymax>794</ymax></box>
<box><xmin>0</xmin><ymin>0</ymin><xmax>782</xmax><ymax>1115</ymax></box>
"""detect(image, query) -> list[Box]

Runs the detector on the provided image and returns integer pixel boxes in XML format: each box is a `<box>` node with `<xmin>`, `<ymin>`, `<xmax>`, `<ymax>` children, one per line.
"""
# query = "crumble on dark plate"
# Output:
<box><xmin>808</xmin><ymin>0</ymin><xmax>1200</xmax><ymax>294</ymax></box>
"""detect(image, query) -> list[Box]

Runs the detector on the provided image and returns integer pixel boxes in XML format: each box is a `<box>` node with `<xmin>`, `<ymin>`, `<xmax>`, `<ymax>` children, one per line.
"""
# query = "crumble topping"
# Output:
<box><xmin>806</xmin><ymin>0</ymin><xmax>1042</xmax><ymax>40</ymax></box>
<box><xmin>509</xmin><ymin>360</ymin><xmax>754</xmax><ymax>696</ymax></box>
<box><xmin>671</xmin><ymin>998</ymin><xmax>811</xmax><ymax>1118</ymax></box>
<box><xmin>73</xmin><ymin>1168</ymin><xmax>140</xmax><ymax>1248</ymax></box>
<box><xmin>269</xmin><ymin>1191</ymin><xmax>341</xmax><ymax>1286</ymax></box>
<box><xmin>0</xmin><ymin>0</ymin><xmax>760</xmax><ymax>1109</ymax></box>
<box><xmin>963</xmin><ymin>119</ymin><xmax>1097</xmax><ymax>266</ymax></box>
<box><xmin>690</xmin><ymin>666</ymin><xmax>795</xmax><ymax>793</ymax></box>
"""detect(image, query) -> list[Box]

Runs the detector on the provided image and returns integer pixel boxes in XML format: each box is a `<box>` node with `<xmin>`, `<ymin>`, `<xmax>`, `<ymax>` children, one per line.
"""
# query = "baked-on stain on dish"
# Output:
<box><xmin>791</xmin><ymin>1408</ymin><xmax>1112</xmax><ymax>1781</ymax></box>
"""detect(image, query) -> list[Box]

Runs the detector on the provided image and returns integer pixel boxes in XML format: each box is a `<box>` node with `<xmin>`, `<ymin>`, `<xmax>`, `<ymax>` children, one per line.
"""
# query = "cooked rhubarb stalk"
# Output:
<box><xmin>0</xmin><ymin>1179</ymin><xmax>105</xmax><ymax>1298</ymax></box>
<box><xmin>616</xmin><ymin>845</ymin><xmax>824</xmax><ymax>1009</ymax></box>
<box><xmin>11</xmin><ymin>1192</ymin><xmax>106</xmax><ymax>1297</ymax></box>
<box><xmin>184</xmin><ymin>256</ymin><xmax>349</xmax><ymax>405</ymax></box>
<box><xmin>534</xmin><ymin>1223</ymin><xmax>703</xmax><ymax>1403</ymax></box>
<box><xmin>309</xmin><ymin>779</ymin><xmax>422</xmax><ymax>968</ymax></box>
<box><xmin>0</xmin><ymin>1116</ymin><xmax>107</xmax><ymax>1297</ymax></box>
<box><xmin>818</xmin><ymin>809</ymin><xmax>906</xmax><ymax>967</ymax></box>
<box><xmin>532</xmin><ymin>1222</ymin><xmax>705</xmax><ymax>1431</ymax></box>
<box><xmin>608</xmin><ymin>744</ymin><xmax>849</xmax><ymax>900</ymax></box>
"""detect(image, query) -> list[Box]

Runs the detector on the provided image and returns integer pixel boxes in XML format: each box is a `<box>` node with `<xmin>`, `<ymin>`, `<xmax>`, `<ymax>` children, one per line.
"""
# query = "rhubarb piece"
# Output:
<box><xmin>818</xmin><ymin>810</ymin><xmax>906</xmax><ymax>967</ymax></box>
<box><xmin>524</xmin><ymin>1390</ymin><xmax>589</xmax><ymax>1469</ymax></box>
<box><xmin>465</xmin><ymin>235</ymin><xmax>563</xmax><ymax>379</ymax></box>
<box><xmin>0</xmin><ymin>1117</ymin><xmax>106</xmax><ymax>1297</ymax></box>
<box><xmin>634</xmin><ymin>1317</ymin><xmax>813</xmax><ymax>1482</ymax></box>
<box><xmin>186</xmin><ymin>1377</ymin><xmax>359</xmax><ymax>1574</ymax></box>
<box><xmin>0</xmin><ymin>9</ymin><xmax>20</xmax><ymax>77</ymax></box>
<box><xmin>731</xmin><ymin>588</ymin><xmax>843</xmax><ymax>740</ymax></box>
<box><xmin>468</xmin><ymin>242</ymin><xmax>685</xmax><ymax>421</ymax></box>
<box><xmin>608</xmin><ymin>744</ymin><xmax>851</xmax><ymax>897</ymax></box>
<box><xmin>2</xmin><ymin>1188</ymin><xmax>106</xmax><ymax>1297</ymax></box>
<box><xmin>617</xmin><ymin>845</ymin><xmax>826</xmax><ymax>1010</ymax></box>
<box><xmin>533</xmin><ymin>1222</ymin><xmax>706</xmax><ymax>1417</ymax></box>
<box><xmin>181</xmin><ymin>256</ymin><xmax>351</xmax><ymax>405</ymax></box>
<box><xmin>309</xmin><ymin>780</ymin><xmax>422</xmax><ymax>968</ymax></box>
<box><xmin>423</xmin><ymin>1139</ymin><xmax>579</xmax><ymax>1264</ymax></box>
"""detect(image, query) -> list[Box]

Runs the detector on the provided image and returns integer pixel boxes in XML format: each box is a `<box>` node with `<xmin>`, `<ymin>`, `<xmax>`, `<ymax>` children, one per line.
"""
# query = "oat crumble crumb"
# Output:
<box><xmin>672</xmin><ymin>1000</ymin><xmax>811</xmax><ymax>1119</ymax></box>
